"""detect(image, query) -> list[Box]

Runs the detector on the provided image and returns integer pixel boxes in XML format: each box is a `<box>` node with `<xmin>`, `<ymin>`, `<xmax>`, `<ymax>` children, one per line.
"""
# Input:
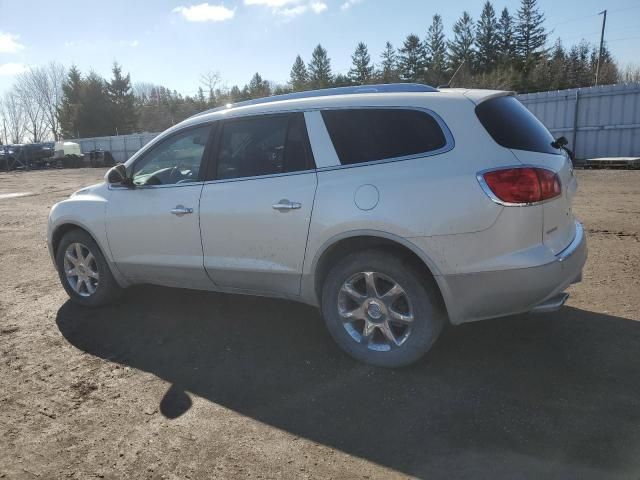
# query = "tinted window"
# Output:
<box><xmin>475</xmin><ymin>96</ymin><xmax>557</xmax><ymax>154</ymax></box>
<box><xmin>321</xmin><ymin>109</ymin><xmax>447</xmax><ymax>165</ymax></box>
<box><xmin>216</xmin><ymin>113</ymin><xmax>313</xmax><ymax>180</ymax></box>
<box><xmin>132</xmin><ymin>125</ymin><xmax>212</xmax><ymax>186</ymax></box>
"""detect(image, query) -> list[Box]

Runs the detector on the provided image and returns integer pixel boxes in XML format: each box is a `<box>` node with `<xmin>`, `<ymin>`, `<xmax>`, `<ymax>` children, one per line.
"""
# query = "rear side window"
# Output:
<box><xmin>321</xmin><ymin>109</ymin><xmax>447</xmax><ymax>165</ymax></box>
<box><xmin>215</xmin><ymin>113</ymin><xmax>314</xmax><ymax>180</ymax></box>
<box><xmin>475</xmin><ymin>96</ymin><xmax>557</xmax><ymax>155</ymax></box>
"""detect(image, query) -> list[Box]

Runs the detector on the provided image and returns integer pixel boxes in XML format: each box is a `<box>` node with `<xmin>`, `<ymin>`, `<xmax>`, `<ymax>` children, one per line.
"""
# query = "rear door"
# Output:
<box><xmin>199</xmin><ymin>112</ymin><xmax>317</xmax><ymax>296</ymax></box>
<box><xmin>475</xmin><ymin>95</ymin><xmax>577</xmax><ymax>254</ymax></box>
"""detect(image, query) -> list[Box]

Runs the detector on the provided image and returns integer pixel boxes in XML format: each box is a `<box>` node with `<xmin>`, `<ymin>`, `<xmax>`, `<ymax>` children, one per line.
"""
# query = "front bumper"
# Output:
<box><xmin>441</xmin><ymin>221</ymin><xmax>587</xmax><ymax>324</ymax></box>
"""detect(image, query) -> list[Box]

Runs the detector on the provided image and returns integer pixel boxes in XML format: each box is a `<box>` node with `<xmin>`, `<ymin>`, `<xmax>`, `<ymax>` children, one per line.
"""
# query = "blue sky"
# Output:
<box><xmin>0</xmin><ymin>0</ymin><xmax>638</xmax><ymax>96</ymax></box>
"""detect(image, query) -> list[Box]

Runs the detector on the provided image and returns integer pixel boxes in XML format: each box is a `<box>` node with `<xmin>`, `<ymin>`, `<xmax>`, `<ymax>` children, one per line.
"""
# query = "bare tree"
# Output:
<box><xmin>14</xmin><ymin>72</ymin><xmax>47</xmax><ymax>143</ymax></box>
<box><xmin>31</xmin><ymin>62</ymin><xmax>66</xmax><ymax>140</ymax></box>
<box><xmin>200</xmin><ymin>70</ymin><xmax>220</xmax><ymax>105</ymax></box>
<box><xmin>1</xmin><ymin>91</ymin><xmax>27</xmax><ymax>143</ymax></box>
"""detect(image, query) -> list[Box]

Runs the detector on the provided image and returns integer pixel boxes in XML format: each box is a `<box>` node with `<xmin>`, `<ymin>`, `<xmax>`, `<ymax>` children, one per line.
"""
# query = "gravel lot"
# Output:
<box><xmin>1</xmin><ymin>168</ymin><xmax>639</xmax><ymax>479</ymax></box>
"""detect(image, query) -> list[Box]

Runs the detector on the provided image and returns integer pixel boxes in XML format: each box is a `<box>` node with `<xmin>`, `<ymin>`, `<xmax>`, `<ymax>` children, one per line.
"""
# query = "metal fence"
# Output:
<box><xmin>70</xmin><ymin>83</ymin><xmax>640</xmax><ymax>163</ymax></box>
<box><xmin>74</xmin><ymin>132</ymin><xmax>160</xmax><ymax>163</ymax></box>
<box><xmin>518</xmin><ymin>83</ymin><xmax>640</xmax><ymax>160</ymax></box>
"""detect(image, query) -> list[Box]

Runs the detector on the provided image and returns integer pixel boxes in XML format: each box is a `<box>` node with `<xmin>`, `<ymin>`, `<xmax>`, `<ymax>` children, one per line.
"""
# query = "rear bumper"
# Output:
<box><xmin>440</xmin><ymin>221</ymin><xmax>587</xmax><ymax>325</ymax></box>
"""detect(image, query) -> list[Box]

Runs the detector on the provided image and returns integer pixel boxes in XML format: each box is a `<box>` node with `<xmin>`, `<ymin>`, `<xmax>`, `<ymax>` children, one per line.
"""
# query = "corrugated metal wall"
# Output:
<box><xmin>518</xmin><ymin>83</ymin><xmax>640</xmax><ymax>159</ymax></box>
<box><xmin>75</xmin><ymin>132</ymin><xmax>159</xmax><ymax>163</ymax></box>
<box><xmin>71</xmin><ymin>83</ymin><xmax>640</xmax><ymax>162</ymax></box>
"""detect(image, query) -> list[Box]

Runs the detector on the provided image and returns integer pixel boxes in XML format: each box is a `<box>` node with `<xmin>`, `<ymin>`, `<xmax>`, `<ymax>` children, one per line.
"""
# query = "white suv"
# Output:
<box><xmin>48</xmin><ymin>84</ymin><xmax>586</xmax><ymax>367</ymax></box>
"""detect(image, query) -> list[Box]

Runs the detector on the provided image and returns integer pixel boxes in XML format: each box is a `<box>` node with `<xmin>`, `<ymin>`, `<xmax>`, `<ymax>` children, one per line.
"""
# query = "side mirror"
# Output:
<box><xmin>551</xmin><ymin>136</ymin><xmax>569</xmax><ymax>149</ymax></box>
<box><xmin>105</xmin><ymin>163</ymin><xmax>128</xmax><ymax>185</ymax></box>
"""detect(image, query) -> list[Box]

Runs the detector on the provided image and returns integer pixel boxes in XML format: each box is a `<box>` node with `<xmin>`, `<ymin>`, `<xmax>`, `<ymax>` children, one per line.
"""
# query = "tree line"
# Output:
<box><xmin>0</xmin><ymin>0</ymin><xmax>637</xmax><ymax>143</ymax></box>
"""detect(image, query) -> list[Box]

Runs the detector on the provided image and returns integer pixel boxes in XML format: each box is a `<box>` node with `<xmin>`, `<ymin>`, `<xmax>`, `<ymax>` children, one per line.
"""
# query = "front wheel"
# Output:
<box><xmin>55</xmin><ymin>229</ymin><xmax>122</xmax><ymax>307</ymax></box>
<box><xmin>321</xmin><ymin>250</ymin><xmax>445</xmax><ymax>368</ymax></box>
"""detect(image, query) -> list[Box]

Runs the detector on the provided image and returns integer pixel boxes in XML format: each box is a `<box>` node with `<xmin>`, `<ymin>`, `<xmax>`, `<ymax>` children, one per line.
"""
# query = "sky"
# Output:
<box><xmin>0</xmin><ymin>0</ymin><xmax>639</xmax><ymax>96</ymax></box>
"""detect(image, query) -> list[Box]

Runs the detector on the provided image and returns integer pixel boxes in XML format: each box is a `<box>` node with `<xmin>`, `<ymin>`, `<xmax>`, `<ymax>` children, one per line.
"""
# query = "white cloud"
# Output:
<box><xmin>279</xmin><ymin>5</ymin><xmax>307</xmax><ymax>16</ymax></box>
<box><xmin>64</xmin><ymin>41</ymin><xmax>75</xmax><ymax>48</ymax></box>
<box><xmin>310</xmin><ymin>2</ymin><xmax>327</xmax><ymax>13</ymax></box>
<box><xmin>0</xmin><ymin>63</ymin><xmax>28</xmax><ymax>76</ymax></box>
<box><xmin>0</xmin><ymin>32</ymin><xmax>25</xmax><ymax>54</ymax></box>
<box><xmin>244</xmin><ymin>0</ymin><xmax>299</xmax><ymax>6</ymax></box>
<box><xmin>246</xmin><ymin>0</ymin><xmax>326</xmax><ymax>17</ymax></box>
<box><xmin>340</xmin><ymin>0</ymin><xmax>362</xmax><ymax>11</ymax></box>
<box><xmin>130</xmin><ymin>40</ymin><xmax>140</xmax><ymax>47</ymax></box>
<box><xmin>173</xmin><ymin>3</ymin><xmax>235</xmax><ymax>22</ymax></box>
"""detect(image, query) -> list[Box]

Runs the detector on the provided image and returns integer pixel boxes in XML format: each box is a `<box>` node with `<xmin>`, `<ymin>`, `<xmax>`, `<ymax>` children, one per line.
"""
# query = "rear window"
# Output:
<box><xmin>475</xmin><ymin>96</ymin><xmax>557</xmax><ymax>155</ymax></box>
<box><xmin>321</xmin><ymin>109</ymin><xmax>447</xmax><ymax>165</ymax></box>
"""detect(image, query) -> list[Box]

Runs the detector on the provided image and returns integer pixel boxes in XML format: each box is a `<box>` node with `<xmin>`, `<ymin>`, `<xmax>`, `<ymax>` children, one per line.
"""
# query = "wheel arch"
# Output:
<box><xmin>310</xmin><ymin>231</ymin><xmax>451</xmax><ymax>320</ymax></box>
<box><xmin>50</xmin><ymin>221</ymin><xmax>129</xmax><ymax>288</ymax></box>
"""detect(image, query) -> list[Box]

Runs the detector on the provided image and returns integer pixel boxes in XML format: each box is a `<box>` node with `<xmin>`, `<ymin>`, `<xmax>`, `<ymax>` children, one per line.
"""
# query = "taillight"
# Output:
<box><xmin>480</xmin><ymin>167</ymin><xmax>561</xmax><ymax>205</ymax></box>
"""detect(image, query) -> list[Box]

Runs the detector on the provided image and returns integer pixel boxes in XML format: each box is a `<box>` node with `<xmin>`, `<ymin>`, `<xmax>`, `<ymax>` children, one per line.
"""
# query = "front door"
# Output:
<box><xmin>199</xmin><ymin>112</ymin><xmax>317</xmax><ymax>296</ymax></box>
<box><xmin>105</xmin><ymin>124</ymin><xmax>214</xmax><ymax>289</ymax></box>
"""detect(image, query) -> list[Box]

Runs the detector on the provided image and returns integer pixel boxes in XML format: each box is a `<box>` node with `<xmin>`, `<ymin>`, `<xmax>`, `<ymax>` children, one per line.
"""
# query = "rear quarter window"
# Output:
<box><xmin>475</xmin><ymin>95</ymin><xmax>557</xmax><ymax>155</ymax></box>
<box><xmin>321</xmin><ymin>108</ymin><xmax>448</xmax><ymax>165</ymax></box>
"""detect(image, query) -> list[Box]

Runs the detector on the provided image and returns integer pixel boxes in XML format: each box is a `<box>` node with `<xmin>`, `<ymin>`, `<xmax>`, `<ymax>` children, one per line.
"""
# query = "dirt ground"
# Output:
<box><xmin>0</xmin><ymin>168</ymin><xmax>639</xmax><ymax>479</ymax></box>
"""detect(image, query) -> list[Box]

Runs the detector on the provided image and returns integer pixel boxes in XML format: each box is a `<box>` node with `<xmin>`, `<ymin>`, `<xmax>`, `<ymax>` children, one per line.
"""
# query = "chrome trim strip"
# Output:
<box><xmin>557</xmin><ymin>221</ymin><xmax>584</xmax><ymax>263</ymax></box>
<box><xmin>476</xmin><ymin>164</ymin><xmax>562</xmax><ymax>207</ymax></box>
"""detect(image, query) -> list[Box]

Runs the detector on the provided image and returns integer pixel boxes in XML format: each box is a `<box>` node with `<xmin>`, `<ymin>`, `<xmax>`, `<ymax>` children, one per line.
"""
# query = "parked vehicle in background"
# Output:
<box><xmin>86</xmin><ymin>149</ymin><xmax>116</xmax><ymax>168</ymax></box>
<box><xmin>53</xmin><ymin>141</ymin><xmax>83</xmax><ymax>168</ymax></box>
<box><xmin>1</xmin><ymin>143</ymin><xmax>54</xmax><ymax>170</ymax></box>
<box><xmin>47</xmin><ymin>84</ymin><xmax>587</xmax><ymax>367</ymax></box>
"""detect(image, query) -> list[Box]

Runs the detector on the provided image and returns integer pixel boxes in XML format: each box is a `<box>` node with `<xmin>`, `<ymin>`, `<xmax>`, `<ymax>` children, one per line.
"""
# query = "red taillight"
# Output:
<box><xmin>481</xmin><ymin>167</ymin><xmax>561</xmax><ymax>204</ymax></box>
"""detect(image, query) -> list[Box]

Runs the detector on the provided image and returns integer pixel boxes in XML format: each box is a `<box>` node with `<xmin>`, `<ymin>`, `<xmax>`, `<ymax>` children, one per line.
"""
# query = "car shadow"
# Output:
<box><xmin>56</xmin><ymin>285</ymin><xmax>640</xmax><ymax>477</ymax></box>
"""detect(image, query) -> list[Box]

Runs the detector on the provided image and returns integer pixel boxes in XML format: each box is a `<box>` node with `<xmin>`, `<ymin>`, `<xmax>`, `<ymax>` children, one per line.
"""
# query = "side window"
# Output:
<box><xmin>132</xmin><ymin>125</ymin><xmax>212</xmax><ymax>186</ymax></box>
<box><xmin>216</xmin><ymin>113</ymin><xmax>313</xmax><ymax>180</ymax></box>
<box><xmin>321</xmin><ymin>109</ymin><xmax>447</xmax><ymax>165</ymax></box>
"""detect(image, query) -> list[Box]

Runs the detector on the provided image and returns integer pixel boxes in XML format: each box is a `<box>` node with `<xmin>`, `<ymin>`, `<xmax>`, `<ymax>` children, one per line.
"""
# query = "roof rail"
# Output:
<box><xmin>191</xmin><ymin>83</ymin><xmax>438</xmax><ymax>118</ymax></box>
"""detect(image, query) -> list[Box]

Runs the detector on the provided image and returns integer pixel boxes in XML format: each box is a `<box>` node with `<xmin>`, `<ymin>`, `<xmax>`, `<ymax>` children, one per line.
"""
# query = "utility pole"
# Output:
<box><xmin>595</xmin><ymin>9</ymin><xmax>607</xmax><ymax>86</ymax></box>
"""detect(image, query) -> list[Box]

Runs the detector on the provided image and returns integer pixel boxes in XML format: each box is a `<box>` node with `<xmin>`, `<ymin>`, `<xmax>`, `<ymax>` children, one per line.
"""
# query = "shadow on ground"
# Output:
<box><xmin>56</xmin><ymin>285</ymin><xmax>640</xmax><ymax>477</ymax></box>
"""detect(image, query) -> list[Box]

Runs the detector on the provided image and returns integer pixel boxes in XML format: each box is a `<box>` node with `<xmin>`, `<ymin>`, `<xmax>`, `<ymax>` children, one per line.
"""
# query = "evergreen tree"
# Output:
<box><xmin>289</xmin><ymin>55</ymin><xmax>309</xmax><ymax>92</ymax></box>
<box><xmin>398</xmin><ymin>34</ymin><xmax>426</xmax><ymax>82</ymax></box>
<box><xmin>196</xmin><ymin>87</ymin><xmax>207</xmax><ymax>109</ymax></box>
<box><xmin>548</xmin><ymin>40</ymin><xmax>568</xmax><ymax>90</ymax></box>
<box><xmin>447</xmin><ymin>12</ymin><xmax>476</xmax><ymax>72</ymax></box>
<box><xmin>378</xmin><ymin>41</ymin><xmax>399</xmax><ymax>83</ymax></box>
<box><xmin>424</xmin><ymin>14</ymin><xmax>447</xmax><ymax>86</ymax></box>
<box><xmin>78</xmin><ymin>72</ymin><xmax>112</xmax><ymax>137</ymax></box>
<box><xmin>58</xmin><ymin>65</ymin><xmax>82</xmax><ymax>138</ymax></box>
<box><xmin>515</xmin><ymin>0</ymin><xmax>547</xmax><ymax>75</ymax></box>
<box><xmin>497</xmin><ymin>7</ymin><xmax>516</xmax><ymax>65</ymax></box>
<box><xmin>349</xmin><ymin>42</ymin><xmax>374</xmax><ymax>84</ymax></box>
<box><xmin>308</xmin><ymin>44</ymin><xmax>333</xmax><ymax>89</ymax></box>
<box><xmin>332</xmin><ymin>73</ymin><xmax>353</xmax><ymax>87</ymax></box>
<box><xmin>476</xmin><ymin>2</ymin><xmax>499</xmax><ymax>72</ymax></box>
<box><xmin>247</xmin><ymin>72</ymin><xmax>271</xmax><ymax>99</ymax></box>
<box><xmin>107</xmin><ymin>63</ymin><xmax>137</xmax><ymax>134</ymax></box>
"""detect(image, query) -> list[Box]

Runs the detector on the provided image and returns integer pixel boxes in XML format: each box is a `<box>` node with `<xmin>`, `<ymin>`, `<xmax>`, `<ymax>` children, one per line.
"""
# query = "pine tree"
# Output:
<box><xmin>476</xmin><ymin>1</ymin><xmax>499</xmax><ymax>72</ymax></box>
<box><xmin>289</xmin><ymin>55</ymin><xmax>309</xmax><ymax>92</ymax></box>
<box><xmin>78</xmin><ymin>71</ymin><xmax>112</xmax><ymax>137</ymax></box>
<box><xmin>398</xmin><ymin>34</ymin><xmax>426</xmax><ymax>82</ymax></box>
<box><xmin>107</xmin><ymin>63</ymin><xmax>137</xmax><ymax>134</ymax></box>
<box><xmin>247</xmin><ymin>72</ymin><xmax>271</xmax><ymax>99</ymax></box>
<box><xmin>57</xmin><ymin>65</ymin><xmax>82</xmax><ymax>138</ymax></box>
<box><xmin>548</xmin><ymin>40</ymin><xmax>568</xmax><ymax>90</ymax></box>
<box><xmin>349</xmin><ymin>42</ymin><xmax>374</xmax><ymax>85</ymax></box>
<box><xmin>515</xmin><ymin>0</ymin><xmax>547</xmax><ymax>75</ymax></box>
<box><xmin>447</xmin><ymin>12</ymin><xmax>476</xmax><ymax>72</ymax></box>
<box><xmin>424</xmin><ymin>14</ymin><xmax>447</xmax><ymax>86</ymax></box>
<box><xmin>378</xmin><ymin>41</ymin><xmax>399</xmax><ymax>83</ymax></box>
<box><xmin>332</xmin><ymin>73</ymin><xmax>353</xmax><ymax>87</ymax></box>
<box><xmin>497</xmin><ymin>7</ymin><xmax>516</xmax><ymax>65</ymax></box>
<box><xmin>308</xmin><ymin>44</ymin><xmax>333</xmax><ymax>89</ymax></box>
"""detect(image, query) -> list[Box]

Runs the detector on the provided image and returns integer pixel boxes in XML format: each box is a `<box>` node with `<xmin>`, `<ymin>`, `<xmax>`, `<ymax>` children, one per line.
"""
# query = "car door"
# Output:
<box><xmin>199</xmin><ymin>112</ymin><xmax>317</xmax><ymax>296</ymax></box>
<box><xmin>105</xmin><ymin>124</ymin><xmax>215</xmax><ymax>289</ymax></box>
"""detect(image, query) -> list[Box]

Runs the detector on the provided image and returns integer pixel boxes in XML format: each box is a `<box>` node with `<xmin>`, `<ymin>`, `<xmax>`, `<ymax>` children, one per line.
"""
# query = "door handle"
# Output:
<box><xmin>272</xmin><ymin>199</ymin><xmax>302</xmax><ymax>212</ymax></box>
<box><xmin>170</xmin><ymin>205</ymin><xmax>193</xmax><ymax>216</ymax></box>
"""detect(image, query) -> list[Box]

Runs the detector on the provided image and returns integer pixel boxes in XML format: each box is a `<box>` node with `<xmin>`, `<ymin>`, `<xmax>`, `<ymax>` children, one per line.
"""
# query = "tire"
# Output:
<box><xmin>321</xmin><ymin>250</ymin><xmax>445</xmax><ymax>368</ymax></box>
<box><xmin>55</xmin><ymin>229</ymin><xmax>122</xmax><ymax>307</ymax></box>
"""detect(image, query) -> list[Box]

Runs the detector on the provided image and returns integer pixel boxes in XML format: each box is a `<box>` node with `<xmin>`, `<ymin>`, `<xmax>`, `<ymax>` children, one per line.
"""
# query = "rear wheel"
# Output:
<box><xmin>321</xmin><ymin>250</ymin><xmax>444</xmax><ymax>368</ymax></box>
<box><xmin>55</xmin><ymin>229</ymin><xmax>122</xmax><ymax>307</ymax></box>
